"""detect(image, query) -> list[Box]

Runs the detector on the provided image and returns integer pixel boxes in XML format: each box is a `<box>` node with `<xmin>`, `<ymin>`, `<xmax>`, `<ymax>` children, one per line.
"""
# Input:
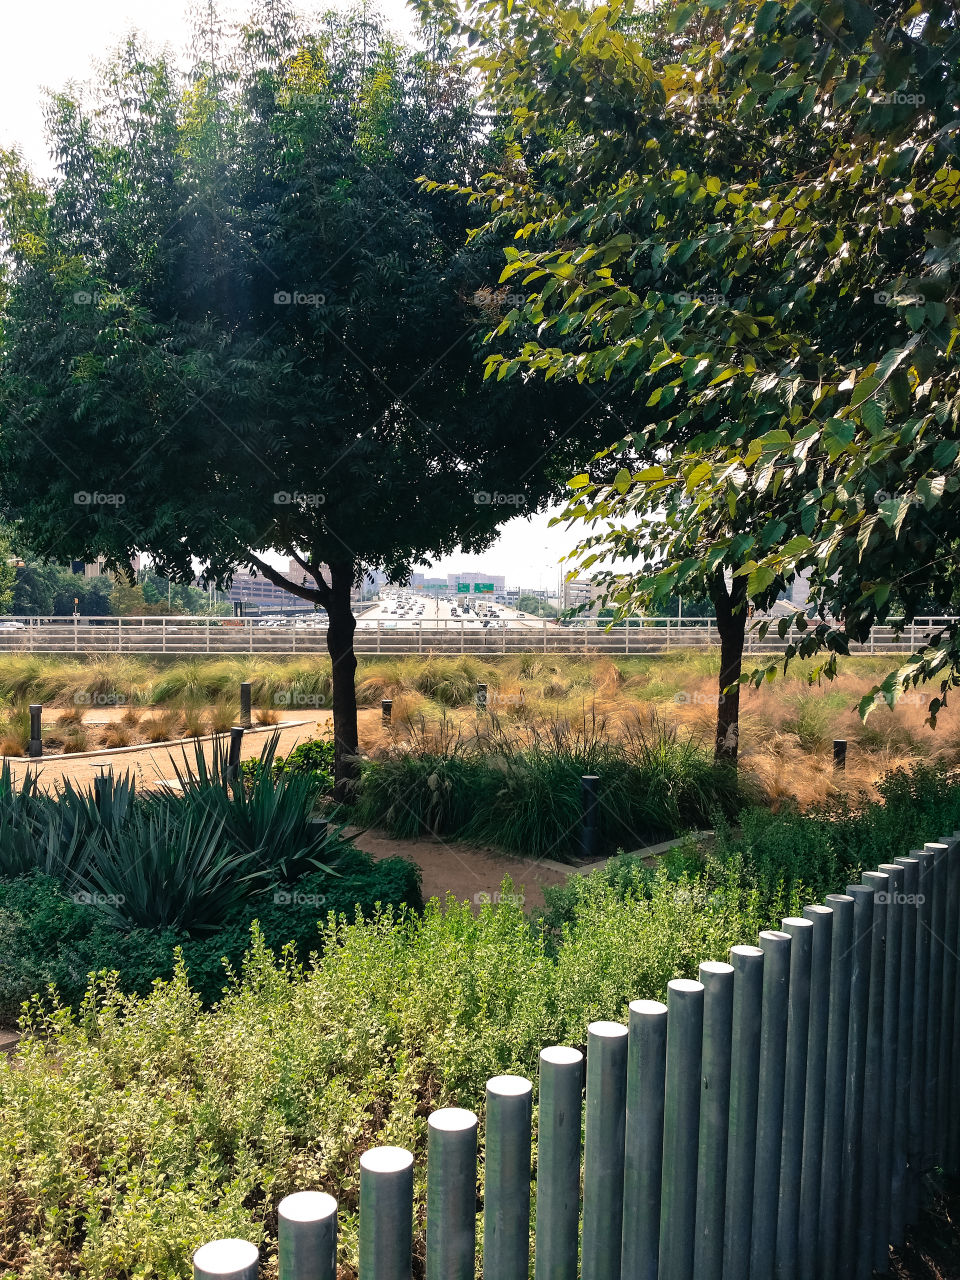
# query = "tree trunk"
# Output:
<box><xmin>325</xmin><ymin>559</ymin><xmax>360</xmax><ymax>802</ymax></box>
<box><xmin>711</xmin><ymin>573</ymin><xmax>748</xmax><ymax>765</ymax></box>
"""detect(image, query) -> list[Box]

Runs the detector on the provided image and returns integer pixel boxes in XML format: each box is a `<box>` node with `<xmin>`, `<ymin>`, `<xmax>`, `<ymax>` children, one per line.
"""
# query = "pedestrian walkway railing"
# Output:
<box><xmin>192</xmin><ymin>832</ymin><xmax>960</xmax><ymax>1280</ymax></box>
<box><xmin>0</xmin><ymin>614</ymin><xmax>955</xmax><ymax>656</ymax></box>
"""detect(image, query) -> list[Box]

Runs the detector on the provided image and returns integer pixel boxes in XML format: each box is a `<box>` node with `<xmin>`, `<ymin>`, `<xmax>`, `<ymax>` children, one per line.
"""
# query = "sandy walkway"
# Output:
<box><xmin>6</xmin><ymin>711</ymin><xmax>358</xmax><ymax>792</ymax></box>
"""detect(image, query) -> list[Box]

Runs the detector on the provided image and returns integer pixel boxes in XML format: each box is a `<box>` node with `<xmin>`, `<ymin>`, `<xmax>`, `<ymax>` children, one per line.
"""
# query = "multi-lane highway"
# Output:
<box><xmin>357</xmin><ymin>589</ymin><xmax>559</xmax><ymax>631</ymax></box>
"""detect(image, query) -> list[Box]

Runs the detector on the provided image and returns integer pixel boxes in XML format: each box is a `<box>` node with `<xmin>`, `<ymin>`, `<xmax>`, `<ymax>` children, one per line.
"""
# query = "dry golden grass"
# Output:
<box><xmin>141</xmin><ymin>710</ymin><xmax>179</xmax><ymax>743</ymax></box>
<box><xmin>255</xmin><ymin>707</ymin><xmax>280</xmax><ymax>726</ymax></box>
<box><xmin>102</xmin><ymin>724</ymin><xmax>133</xmax><ymax>749</ymax></box>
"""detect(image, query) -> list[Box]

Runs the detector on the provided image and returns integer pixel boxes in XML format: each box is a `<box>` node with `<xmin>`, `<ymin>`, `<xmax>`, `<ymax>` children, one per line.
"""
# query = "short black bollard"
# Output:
<box><xmin>239</xmin><ymin>682</ymin><xmax>252</xmax><ymax>729</ymax></box>
<box><xmin>833</xmin><ymin>739</ymin><xmax>847</xmax><ymax>771</ymax></box>
<box><xmin>227</xmin><ymin>726</ymin><xmax>244</xmax><ymax>782</ymax></box>
<box><xmin>382</xmin><ymin>698</ymin><xmax>392</xmax><ymax>724</ymax></box>
<box><xmin>476</xmin><ymin>682</ymin><xmax>488</xmax><ymax>712</ymax></box>
<box><xmin>581</xmin><ymin>774</ymin><xmax>600</xmax><ymax>861</ymax></box>
<box><xmin>29</xmin><ymin>704</ymin><xmax>42</xmax><ymax>758</ymax></box>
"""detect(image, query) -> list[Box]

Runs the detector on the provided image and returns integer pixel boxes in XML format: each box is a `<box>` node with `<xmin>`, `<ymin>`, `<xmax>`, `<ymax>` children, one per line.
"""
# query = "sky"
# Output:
<box><xmin>0</xmin><ymin>0</ymin><xmax>582</xmax><ymax>590</ymax></box>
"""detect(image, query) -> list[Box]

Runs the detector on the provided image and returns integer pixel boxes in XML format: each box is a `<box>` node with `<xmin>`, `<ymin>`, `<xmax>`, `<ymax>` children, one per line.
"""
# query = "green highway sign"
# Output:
<box><xmin>474</xmin><ymin>582</ymin><xmax>494</xmax><ymax>593</ymax></box>
<box><xmin>457</xmin><ymin>583</ymin><xmax>470</xmax><ymax>593</ymax></box>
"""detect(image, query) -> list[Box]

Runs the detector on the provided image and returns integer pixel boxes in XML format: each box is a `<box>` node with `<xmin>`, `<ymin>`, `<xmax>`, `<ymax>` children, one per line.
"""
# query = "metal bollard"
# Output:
<box><xmin>622</xmin><ymin>1000</ymin><xmax>668</xmax><ymax>1280</ymax></box>
<box><xmin>693</xmin><ymin>965</ymin><xmax>733</xmax><ymax>1280</ymax></box>
<box><xmin>833</xmin><ymin>739</ymin><xmax>847</xmax><ymax>770</ymax></box>
<box><xmin>776</xmin><ymin>917</ymin><xmax>813</xmax><ymax>1280</ymax></box>
<box><xmin>798</xmin><ymin>904</ymin><xmax>833</xmax><ymax>1280</ymax></box>
<box><xmin>819</xmin><ymin>894</ymin><xmax>853</xmax><ymax>1280</ymax></box>
<box><xmin>936</xmin><ymin>836</ymin><xmax>960</xmax><ymax>1176</ymax></box>
<box><xmin>226</xmin><ymin>725</ymin><xmax>244</xmax><ymax>782</ymax></box>
<box><xmin>427</xmin><ymin>1108</ymin><xmax>478</xmax><ymax>1280</ymax></box>
<box><xmin>877</xmin><ymin>862</ymin><xmax>905</xmax><ymax>1260</ymax></box>
<box><xmin>581</xmin><ymin>1021</ymin><xmax>628</xmax><ymax>1280</ymax></box>
<box><xmin>535</xmin><ymin>1047</ymin><xmax>584</xmax><ymax>1280</ymax></box>
<box><xmin>893</xmin><ymin>855</ymin><xmax>921</xmax><ymax>1228</ymax></box>
<box><xmin>924</xmin><ymin>843</ymin><xmax>949</xmax><ymax>1170</ymax></box>
<box><xmin>358</xmin><ymin>1147</ymin><xmax>414</xmax><ymax>1280</ymax></box>
<box><xmin>858</xmin><ymin>869</ymin><xmax>889</xmax><ymax>1279</ymax></box>
<box><xmin>476</xmin><ymin>682</ymin><xmax>488</xmax><ymax>712</ymax></box>
<box><xmin>840</xmin><ymin>884</ymin><xmax>876</xmax><ymax>1279</ymax></box>
<box><xmin>240</xmin><ymin>681</ymin><xmax>252</xmax><ymax>729</ymax></box>
<box><xmin>580</xmin><ymin>774</ymin><xmax>600</xmax><ymax>861</ymax></box>
<box><xmin>723</xmin><ymin>945</ymin><xmax>764</xmax><ymax>1280</ymax></box>
<box><xmin>278</xmin><ymin>1191</ymin><xmax>337</xmax><ymax>1280</ymax></box>
<box><xmin>381</xmin><ymin>698</ymin><xmax>392</xmax><ymax>724</ymax></box>
<box><xmin>29</xmin><ymin>703</ymin><xmax>42</xmax><ymax>757</ymax></box>
<box><xmin>483</xmin><ymin>1077</ymin><xmax>532</xmax><ymax>1280</ymax></box>
<box><xmin>193</xmin><ymin>1239</ymin><xmax>259</xmax><ymax>1280</ymax></box>
<box><xmin>658</xmin><ymin>978</ymin><xmax>705</xmax><ymax>1280</ymax></box>
<box><xmin>751</xmin><ymin>931</ymin><xmax>791</xmax><ymax>1280</ymax></box>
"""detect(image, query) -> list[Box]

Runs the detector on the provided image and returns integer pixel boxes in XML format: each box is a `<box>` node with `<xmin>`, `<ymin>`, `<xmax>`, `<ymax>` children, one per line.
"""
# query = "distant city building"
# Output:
<box><xmin>562</xmin><ymin>578</ymin><xmax>604</xmax><ymax>613</ymax></box>
<box><xmin>74</xmin><ymin>555</ymin><xmax>141</xmax><ymax>580</ymax></box>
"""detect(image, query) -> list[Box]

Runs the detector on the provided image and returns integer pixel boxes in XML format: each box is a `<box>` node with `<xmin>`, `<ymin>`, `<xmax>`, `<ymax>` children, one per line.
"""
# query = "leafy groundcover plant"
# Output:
<box><xmin>1</xmin><ymin>762</ymin><xmax>959</xmax><ymax>1278</ymax></box>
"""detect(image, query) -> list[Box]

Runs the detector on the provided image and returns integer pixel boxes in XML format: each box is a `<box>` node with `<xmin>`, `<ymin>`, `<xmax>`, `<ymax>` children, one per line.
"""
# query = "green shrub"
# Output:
<box><xmin>0</xmin><ymin>849</ymin><xmax>423</xmax><ymax>1019</ymax></box>
<box><xmin>356</xmin><ymin>717</ymin><xmax>742</xmax><ymax>859</ymax></box>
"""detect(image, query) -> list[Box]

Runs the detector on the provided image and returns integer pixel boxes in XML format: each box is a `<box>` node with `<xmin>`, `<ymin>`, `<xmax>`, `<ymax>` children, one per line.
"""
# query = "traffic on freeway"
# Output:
<box><xmin>356</xmin><ymin>589</ymin><xmax>558</xmax><ymax>631</ymax></box>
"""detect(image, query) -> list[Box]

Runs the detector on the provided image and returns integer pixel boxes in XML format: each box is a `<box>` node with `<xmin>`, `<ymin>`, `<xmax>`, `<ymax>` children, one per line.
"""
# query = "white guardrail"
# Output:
<box><xmin>0</xmin><ymin>616</ymin><xmax>953</xmax><ymax>656</ymax></box>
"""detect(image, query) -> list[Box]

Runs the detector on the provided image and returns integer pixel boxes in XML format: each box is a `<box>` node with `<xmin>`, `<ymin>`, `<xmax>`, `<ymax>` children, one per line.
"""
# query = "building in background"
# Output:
<box><xmin>562</xmin><ymin>578</ymin><xmax>604</xmax><ymax>613</ymax></box>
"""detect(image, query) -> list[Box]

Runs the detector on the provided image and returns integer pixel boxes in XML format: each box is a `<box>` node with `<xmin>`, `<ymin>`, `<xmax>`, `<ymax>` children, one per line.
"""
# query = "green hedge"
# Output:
<box><xmin>0</xmin><ymin>849</ymin><xmax>422</xmax><ymax>1019</ymax></box>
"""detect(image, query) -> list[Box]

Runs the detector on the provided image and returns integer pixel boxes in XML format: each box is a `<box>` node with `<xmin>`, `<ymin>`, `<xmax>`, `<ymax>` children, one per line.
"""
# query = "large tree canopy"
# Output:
<box><xmin>0</xmin><ymin>1</ymin><xmax>618</xmax><ymax>791</ymax></box>
<box><xmin>421</xmin><ymin>0</ymin><xmax>960</xmax><ymax>731</ymax></box>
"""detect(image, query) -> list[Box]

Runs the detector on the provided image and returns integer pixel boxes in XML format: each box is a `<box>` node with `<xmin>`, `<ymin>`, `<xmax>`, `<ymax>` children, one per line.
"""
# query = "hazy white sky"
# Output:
<box><xmin>0</xmin><ymin>0</ymin><xmax>581</xmax><ymax>588</ymax></box>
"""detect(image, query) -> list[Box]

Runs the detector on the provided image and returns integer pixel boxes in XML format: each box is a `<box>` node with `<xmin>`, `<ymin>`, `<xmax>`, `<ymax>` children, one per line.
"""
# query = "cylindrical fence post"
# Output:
<box><xmin>358</xmin><ymin>1147</ymin><xmax>414</xmax><ymax>1280</ymax></box>
<box><xmin>924</xmin><ymin>842</ymin><xmax>948</xmax><ymax>1171</ymax></box>
<box><xmin>819</xmin><ymin>894</ymin><xmax>853</xmax><ymax>1280</ymax></box>
<box><xmin>951</xmin><ymin>833</ymin><xmax>960</xmax><ymax>1174</ymax></box>
<box><xmin>278</xmin><ymin>1191</ymin><xmax>337</xmax><ymax>1280</ymax></box>
<box><xmin>29</xmin><ymin>704</ymin><xmax>42</xmax><ymax>757</ymax></box>
<box><xmin>798</xmin><ymin>904</ymin><xmax>832</xmax><ymax>1279</ymax></box>
<box><xmin>659</xmin><ymin>978</ymin><xmax>704</xmax><ymax>1280</ymax></box>
<box><xmin>484</xmin><ymin>1077</ymin><xmax>532</xmax><ymax>1280</ymax></box>
<box><xmin>937</xmin><ymin>836</ymin><xmax>960</xmax><ymax>1176</ymax></box>
<box><xmin>750</xmin><ymin>930</ymin><xmax>791</xmax><ymax>1280</ymax></box>
<box><xmin>693</xmin><ymin>963</ymin><xmax>733</xmax><ymax>1280</ymax></box>
<box><xmin>535</xmin><ymin>1047</ymin><xmax>584</xmax><ymax>1280</ymax></box>
<box><xmin>840</xmin><ymin>883</ymin><xmax>874</xmax><ymax>1280</ymax></box>
<box><xmin>622</xmin><ymin>1000</ymin><xmax>668</xmax><ymax>1280</ymax></box>
<box><xmin>427</xmin><ymin>1109</ymin><xmax>478</xmax><ymax>1280</ymax></box>
<box><xmin>911</xmin><ymin>849</ymin><xmax>935</xmax><ymax>1197</ymax></box>
<box><xmin>580</xmin><ymin>775</ymin><xmax>600</xmax><ymax>860</ymax></box>
<box><xmin>723</xmin><ymin>944</ymin><xmax>764</xmax><ymax>1280</ymax></box>
<box><xmin>581</xmin><ymin>1021</ymin><xmax>628</xmax><ymax>1280</ymax></box>
<box><xmin>227</xmin><ymin>725</ymin><xmax>244</xmax><ymax>781</ymax></box>
<box><xmin>893</xmin><ymin>855</ymin><xmax>921</xmax><ymax>1231</ymax></box>
<box><xmin>239</xmin><ymin>681</ymin><xmax>252</xmax><ymax>729</ymax></box>
<box><xmin>194</xmin><ymin>1240</ymin><xmax>259</xmax><ymax>1280</ymax></box>
<box><xmin>776</xmin><ymin>917</ymin><xmax>813</xmax><ymax>1280</ymax></box>
<box><xmin>858</xmin><ymin>870</ymin><xmax>889</xmax><ymax>1280</ymax></box>
<box><xmin>877</xmin><ymin>862</ymin><xmax>905</xmax><ymax>1266</ymax></box>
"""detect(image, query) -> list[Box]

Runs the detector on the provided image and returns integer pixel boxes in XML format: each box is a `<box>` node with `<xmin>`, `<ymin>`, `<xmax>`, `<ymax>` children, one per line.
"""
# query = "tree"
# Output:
<box><xmin>517</xmin><ymin>593</ymin><xmax>557</xmax><ymax>617</ymax></box>
<box><xmin>0</xmin><ymin>2</ymin><xmax>618</xmax><ymax>796</ymax></box>
<box><xmin>419</xmin><ymin>0</ymin><xmax>960</xmax><ymax>746</ymax></box>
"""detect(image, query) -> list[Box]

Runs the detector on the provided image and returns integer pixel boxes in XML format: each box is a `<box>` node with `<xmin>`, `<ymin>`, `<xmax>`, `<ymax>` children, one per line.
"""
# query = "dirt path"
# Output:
<box><xmin>5</xmin><ymin>711</ymin><xmax>380</xmax><ymax>792</ymax></box>
<box><xmin>351</xmin><ymin>828</ymin><xmax>572</xmax><ymax>911</ymax></box>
